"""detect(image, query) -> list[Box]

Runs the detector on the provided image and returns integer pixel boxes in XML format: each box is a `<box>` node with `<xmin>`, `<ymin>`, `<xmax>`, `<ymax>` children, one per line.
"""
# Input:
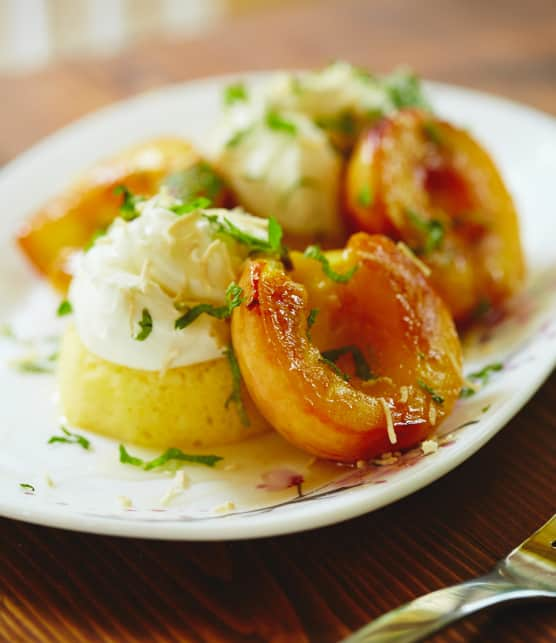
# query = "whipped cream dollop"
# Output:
<box><xmin>209</xmin><ymin>108</ymin><xmax>342</xmax><ymax>240</ymax></box>
<box><xmin>206</xmin><ymin>63</ymin><xmax>427</xmax><ymax>241</ymax></box>
<box><xmin>70</xmin><ymin>198</ymin><xmax>268</xmax><ymax>371</ymax></box>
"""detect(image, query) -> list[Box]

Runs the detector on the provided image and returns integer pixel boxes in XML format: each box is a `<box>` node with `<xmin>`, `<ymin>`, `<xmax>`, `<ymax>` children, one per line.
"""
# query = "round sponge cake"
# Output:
<box><xmin>58</xmin><ymin>325</ymin><xmax>270</xmax><ymax>449</ymax></box>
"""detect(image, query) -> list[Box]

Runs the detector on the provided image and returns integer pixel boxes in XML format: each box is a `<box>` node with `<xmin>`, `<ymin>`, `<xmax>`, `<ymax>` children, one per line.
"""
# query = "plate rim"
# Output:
<box><xmin>1</xmin><ymin>72</ymin><xmax>555</xmax><ymax>540</ymax></box>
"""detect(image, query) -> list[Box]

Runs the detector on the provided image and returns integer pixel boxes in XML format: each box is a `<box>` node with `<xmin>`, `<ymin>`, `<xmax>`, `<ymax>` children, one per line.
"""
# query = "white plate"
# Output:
<box><xmin>0</xmin><ymin>73</ymin><xmax>555</xmax><ymax>541</ymax></box>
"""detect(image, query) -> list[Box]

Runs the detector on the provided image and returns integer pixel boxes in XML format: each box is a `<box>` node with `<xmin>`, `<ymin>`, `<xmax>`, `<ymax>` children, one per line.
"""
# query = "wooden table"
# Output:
<box><xmin>1</xmin><ymin>0</ymin><xmax>555</xmax><ymax>641</ymax></box>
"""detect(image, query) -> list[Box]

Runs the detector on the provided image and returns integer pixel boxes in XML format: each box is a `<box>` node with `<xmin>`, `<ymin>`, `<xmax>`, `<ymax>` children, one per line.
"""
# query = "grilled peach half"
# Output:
<box><xmin>232</xmin><ymin>233</ymin><xmax>462</xmax><ymax>462</ymax></box>
<box><xmin>345</xmin><ymin>109</ymin><xmax>525</xmax><ymax>326</ymax></box>
<box><xmin>17</xmin><ymin>138</ymin><xmax>232</xmax><ymax>291</ymax></box>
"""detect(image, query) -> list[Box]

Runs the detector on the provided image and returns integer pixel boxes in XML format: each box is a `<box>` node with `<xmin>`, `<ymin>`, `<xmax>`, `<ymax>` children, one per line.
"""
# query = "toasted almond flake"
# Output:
<box><xmin>224</xmin><ymin>462</ymin><xmax>240</xmax><ymax>472</ymax></box>
<box><xmin>429</xmin><ymin>404</ymin><xmax>437</xmax><ymax>426</ymax></box>
<box><xmin>117</xmin><ymin>496</ymin><xmax>133</xmax><ymax>509</ymax></box>
<box><xmin>380</xmin><ymin>398</ymin><xmax>397</xmax><ymax>444</ymax></box>
<box><xmin>372</xmin><ymin>456</ymin><xmax>398</xmax><ymax>466</ymax></box>
<box><xmin>400</xmin><ymin>386</ymin><xmax>409</xmax><ymax>403</ymax></box>
<box><xmin>160</xmin><ymin>470</ymin><xmax>190</xmax><ymax>506</ymax></box>
<box><xmin>397</xmin><ymin>242</ymin><xmax>431</xmax><ymax>276</ymax></box>
<box><xmin>356</xmin><ymin>459</ymin><xmax>367</xmax><ymax>469</ymax></box>
<box><xmin>421</xmin><ymin>439</ymin><xmax>439</xmax><ymax>455</ymax></box>
<box><xmin>213</xmin><ymin>500</ymin><xmax>236</xmax><ymax>514</ymax></box>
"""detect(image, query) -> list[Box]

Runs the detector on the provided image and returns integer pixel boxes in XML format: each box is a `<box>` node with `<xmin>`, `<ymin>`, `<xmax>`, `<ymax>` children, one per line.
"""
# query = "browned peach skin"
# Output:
<box><xmin>17</xmin><ymin>138</ymin><xmax>232</xmax><ymax>292</ymax></box>
<box><xmin>232</xmin><ymin>233</ymin><xmax>462</xmax><ymax>462</ymax></box>
<box><xmin>344</xmin><ymin>109</ymin><xmax>525</xmax><ymax>326</ymax></box>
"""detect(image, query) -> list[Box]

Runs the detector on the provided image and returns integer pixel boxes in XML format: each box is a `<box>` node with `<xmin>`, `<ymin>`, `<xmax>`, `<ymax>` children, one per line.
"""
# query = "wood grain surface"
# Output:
<box><xmin>1</xmin><ymin>0</ymin><xmax>555</xmax><ymax>641</ymax></box>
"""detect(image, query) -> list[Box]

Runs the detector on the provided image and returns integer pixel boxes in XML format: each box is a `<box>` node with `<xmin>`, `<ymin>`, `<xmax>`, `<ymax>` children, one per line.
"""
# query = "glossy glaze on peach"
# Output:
<box><xmin>345</xmin><ymin>109</ymin><xmax>525</xmax><ymax>325</ymax></box>
<box><xmin>232</xmin><ymin>233</ymin><xmax>462</xmax><ymax>462</ymax></box>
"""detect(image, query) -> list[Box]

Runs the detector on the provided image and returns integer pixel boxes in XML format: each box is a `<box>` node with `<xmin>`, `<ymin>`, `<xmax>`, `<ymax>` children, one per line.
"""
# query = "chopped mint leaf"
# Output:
<box><xmin>225</xmin><ymin>127</ymin><xmax>253</xmax><ymax>149</ymax></box>
<box><xmin>163</xmin><ymin>162</ymin><xmax>224</xmax><ymax>202</ymax></box>
<box><xmin>14</xmin><ymin>358</ymin><xmax>56</xmax><ymax>374</ymax></box>
<box><xmin>315</xmin><ymin>111</ymin><xmax>357</xmax><ymax>136</ymax></box>
<box><xmin>85</xmin><ymin>226</ymin><xmax>108</xmax><ymax>251</ymax></box>
<box><xmin>306</xmin><ymin>308</ymin><xmax>319</xmax><ymax>342</ymax></box>
<box><xmin>169</xmin><ymin>196</ymin><xmax>212</xmax><ymax>216</ymax></box>
<box><xmin>204</xmin><ymin>214</ymin><xmax>291</xmax><ymax>267</ymax></box>
<box><xmin>319</xmin><ymin>356</ymin><xmax>350</xmax><ymax>381</ymax></box>
<box><xmin>423</xmin><ymin>121</ymin><xmax>443</xmax><ymax>145</ymax></box>
<box><xmin>224</xmin><ymin>344</ymin><xmax>249</xmax><ymax>427</ymax></box>
<box><xmin>134</xmin><ymin>309</ymin><xmax>153</xmax><ymax>341</ymax></box>
<box><xmin>0</xmin><ymin>324</ymin><xmax>15</xmax><ymax>339</ymax></box>
<box><xmin>19</xmin><ymin>483</ymin><xmax>35</xmax><ymax>492</ymax></box>
<box><xmin>56</xmin><ymin>300</ymin><xmax>72</xmax><ymax>317</ymax></box>
<box><xmin>304</xmin><ymin>245</ymin><xmax>358</xmax><ymax>283</ymax></box>
<box><xmin>417</xmin><ymin>379</ymin><xmax>444</xmax><ymax>404</ymax></box>
<box><xmin>48</xmin><ymin>426</ymin><xmax>91</xmax><ymax>450</ymax></box>
<box><xmin>175</xmin><ymin>282</ymin><xmax>243</xmax><ymax>330</ymax></box>
<box><xmin>461</xmin><ymin>362</ymin><xmax>503</xmax><ymax>397</ymax></box>
<box><xmin>266</xmin><ymin>111</ymin><xmax>297</xmax><ymax>136</ymax></box>
<box><xmin>321</xmin><ymin>345</ymin><xmax>375</xmax><ymax>381</ymax></box>
<box><xmin>406</xmin><ymin>209</ymin><xmax>444</xmax><ymax>254</ymax></box>
<box><xmin>383</xmin><ymin>70</ymin><xmax>430</xmax><ymax>111</ymax></box>
<box><xmin>357</xmin><ymin>185</ymin><xmax>373</xmax><ymax>207</ymax></box>
<box><xmin>114</xmin><ymin>185</ymin><xmax>144</xmax><ymax>221</ymax></box>
<box><xmin>223</xmin><ymin>82</ymin><xmax>248</xmax><ymax>106</ymax></box>
<box><xmin>119</xmin><ymin>444</ymin><xmax>222</xmax><ymax>470</ymax></box>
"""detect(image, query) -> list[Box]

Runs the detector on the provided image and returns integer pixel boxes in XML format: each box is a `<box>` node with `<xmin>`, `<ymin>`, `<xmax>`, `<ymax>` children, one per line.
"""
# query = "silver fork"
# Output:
<box><xmin>342</xmin><ymin>514</ymin><xmax>556</xmax><ymax>643</ymax></box>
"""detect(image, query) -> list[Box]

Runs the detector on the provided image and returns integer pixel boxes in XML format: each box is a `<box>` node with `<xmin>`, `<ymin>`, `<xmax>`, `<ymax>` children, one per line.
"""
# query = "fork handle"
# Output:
<box><xmin>341</xmin><ymin>575</ymin><xmax>555</xmax><ymax>643</ymax></box>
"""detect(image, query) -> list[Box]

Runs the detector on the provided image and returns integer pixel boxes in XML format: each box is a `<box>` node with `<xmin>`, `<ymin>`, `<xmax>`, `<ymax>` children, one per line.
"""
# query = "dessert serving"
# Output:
<box><xmin>8</xmin><ymin>62</ymin><xmax>533</xmax><ymax>525</ymax></box>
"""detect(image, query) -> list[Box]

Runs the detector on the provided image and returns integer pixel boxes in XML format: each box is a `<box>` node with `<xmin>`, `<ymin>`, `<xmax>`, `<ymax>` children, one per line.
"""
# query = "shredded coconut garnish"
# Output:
<box><xmin>44</xmin><ymin>474</ymin><xmax>55</xmax><ymax>488</ymax></box>
<box><xmin>380</xmin><ymin>398</ymin><xmax>397</xmax><ymax>444</ymax></box>
<box><xmin>117</xmin><ymin>496</ymin><xmax>133</xmax><ymax>509</ymax></box>
<box><xmin>213</xmin><ymin>500</ymin><xmax>236</xmax><ymax>514</ymax></box>
<box><xmin>429</xmin><ymin>404</ymin><xmax>437</xmax><ymax>426</ymax></box>
<box><xmin>397</xmin><ymin>242</ymin><xmax>431</xmax><ymax>276</ymax></box>
<box><xmin>160</xmin><ymin>470</ymin><xmax>190</xmax><ymax>506</ymax></box>
<box><xmin>400</xmin><ymin>386</ymin><xmax>409</xmax><ymax>403</ymax></box>
<box><xmin>421</xmin><ymin>439</ymin><xmax>438</xmax><ymax>455</ymax></box>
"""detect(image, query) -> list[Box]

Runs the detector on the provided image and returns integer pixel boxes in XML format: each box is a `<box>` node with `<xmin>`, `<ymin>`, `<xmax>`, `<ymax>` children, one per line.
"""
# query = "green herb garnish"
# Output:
<box><xmin>223</xmin><ymin>82</ymin><xmax>248</xmax><ymax>106</ymax></box>
<box><xmin>225</xmin><ymin>127</ymin><xmax>253</xmax><ymax>149</ymax></box>
<box><xmin>174</xmin><ymin>282</ymin><xmax>243</xmax><ymax>330</ymax></box>
<box><xmin>383</xmin><ymin>70</ymin><xmax>430</xmax><ymax>111</ymax></box>
<box><xmin>48</xmin><ymin>427</ymin><xmax>91</xmax><ymax>450</ymax></box>
<box><xmin>20</xmin><ymin>483</ymin><xmax>35</xmax><ymax>492</ymax></box>
<box><xmin>56</xmin><ymin>300</ymin><xmax>72</xmax><ymax>317</ymax></box>
<box><xmin>321</xmin><ymin>345</ymin><xmax>375</xmax><ymax>381</ymax></box>
<box><xmin>223</xmin><ymin>344</ymin><xmax>249</xmax><ymax>427</ymax></box>
<box><xmin>84</xmin><ymin>226</ymin><xmax>108</xmax><ymax>251</ymax></box>
<box><xmin>304</xmin><ymin>245</ymin><xmax>358</xmax><ymax>283</ymax></box>
<box><xmin>406</xmin><ymin>209</ymin><xmax>444</xmax><ymax>254</ymax></box>
<box><xmin>204</xmin><ymin>214</ymin><xmax>291</xmax><ymax>267</ymax></box>
<box><xmin>319</xmin><ymin>356</ymin><xmax>350</xmax><ymax>381</ymax></box>
<box><xmin>315</xmin><ymin>111</ymin><xmax>357</xmax><ymax>136</ymax></box>
<box><xmin>417</xmin><ymin>379</ymin><xmax>444</xmax><ymax>404</ymax></box>
<box><xmin>163</xmin><ymin>162</ymin><xmax>224</xmax><ymax>202</ymax></box>
<box><xmin>357</xmin><ymin>185</ymin><xmax>373</xmax><ymax>207</ymax></box>
<box><xmin>119</xmin><ymin>445</ymin><xmax>222</xmax><ymax>470</ymax></box>
<box><xmin>460</xmin><ymin>362</ymin><xmax>503</xmax><ymax>398</ymax></box>
<box><xmin>266</xmin><ymin>111</ymin><xmax>297</xmax><ymax>136</ymax></box>
<box><xmin>423</xmin><ymin>121</ymin><xmax>443</xmax><ymax>145</ymax></box>
<box><xmin>14</xmin><ymin>354</ymin><xmax>57</xmax><ymax>374</ymax></box>
<box><xmin>114</xmin><ymin>185</ymin><xmax>144</xmax><ymax>221</ymax></box>
<box><xmin>0</xmin><ymin>324</ymin><xmax>15</xmax><ymax>339</ymax></box>
<box><xmin>134</xmin><ymin>308</ymin><xmax>153</xmax><ymax>341</ymax></box>
<box><xmin>306</xmin><ymin>308</ymin><xmax>319</xmax><ymax>342</ymax></box>
<box><xmin>169</xmin><ymin>196</ymin><xmax>212</xmax><ymax>216</ymax></box>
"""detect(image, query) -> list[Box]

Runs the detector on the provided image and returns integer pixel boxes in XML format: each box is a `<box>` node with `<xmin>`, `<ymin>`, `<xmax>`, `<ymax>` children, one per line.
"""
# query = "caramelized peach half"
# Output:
<box><xmin>232</xmin><ymin>233</ymin><xmax>462</xmax><ymax>462</ymax></box>
<box><xmin>345</xmin><ymin>109</ymin><xmax>525</xmax><ymax>325</ymax></box>
<box><xmin>17</xmin><ymin>138</ymin><xmax>232</xmax><ymax>291</ymax></box>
